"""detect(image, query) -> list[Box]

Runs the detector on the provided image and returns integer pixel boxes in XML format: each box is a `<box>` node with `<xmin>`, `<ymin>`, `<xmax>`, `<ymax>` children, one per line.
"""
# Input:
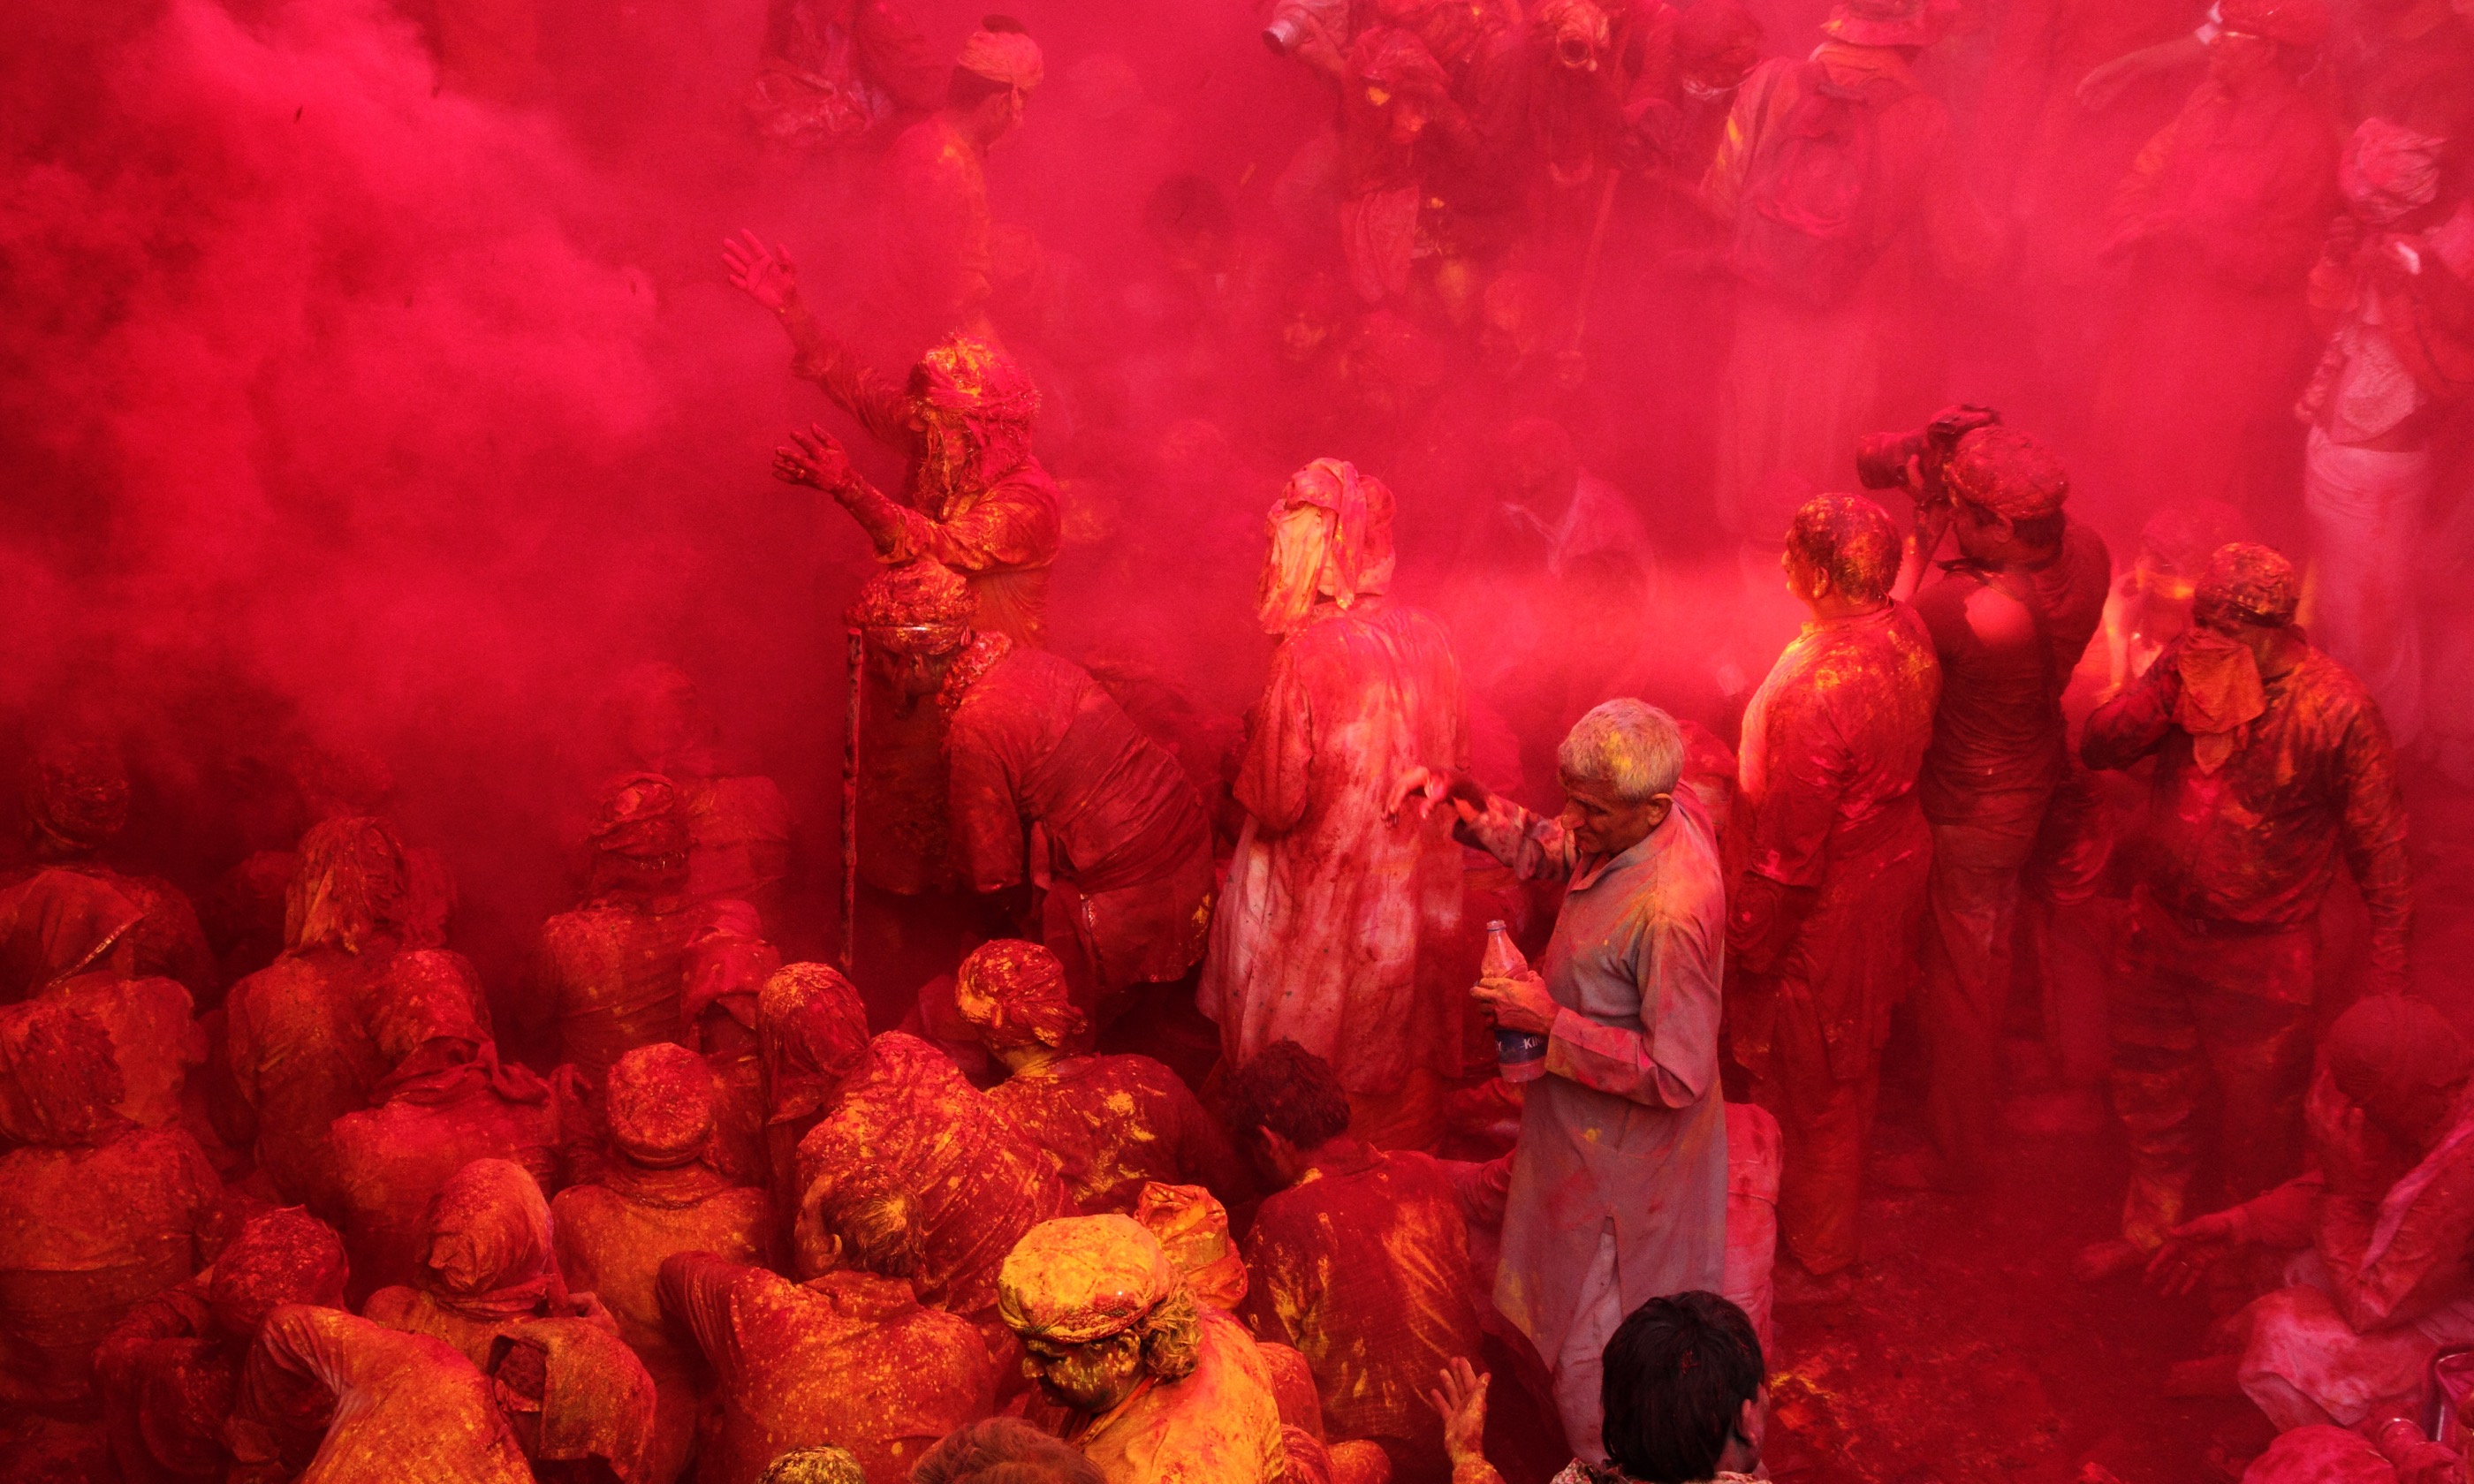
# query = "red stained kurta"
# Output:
<box><xmin>224</xmin><ymin>947</ymin><xmax>391</xmax><ymax>1201</ymax></box>
<box><xmin>1201</xmin><ymin>599</ymin><xmax>1470</xmax><ymax>1098</ymax></box>
<box><xmin>946</xmin><ymin>646</ymin><xmax>1217</xmax><ymax>999</ymax></box>
<box><xmin>660</xmin><ymin>1252</ymin><xmax>995</xmax><ymax>1484</ymax></box>
<box><xmin>1237</xmin><ymin>1147</ymin><xmax>1486</xmax><ymax>1482</ymax></box>
<box><xmin>2082</xmin><ymin>640</ymin><xmax>2409</xmax><ymax>984</ymax></box>
<box><xmin>530</xmin><ymin>901</ymin><xmax>696</xmax><ymax>1081</ymax></box>
<box><xmin>553</xmin><ymin>1164</ymin><xmax>775</xmax><ymax>1482</ymax></box>
<box><xmin>793</xmin><ymin>1033</ymin><xmax>1079</xmax><ymax>1325</ymax></box>
<box><xmin>326</xmin><ymin>1077</ymin><xmax>561</xmax><ymax>1305</ymax></box>
<box><xmin>987</xmin><ymin>1054</ymin><xmax>1244</xmax><ymax>1215</ymax></box>
<box><xmin>230</xmin><ymin>1306</ymin><xmax>531</xmax><ymax>1484</ymax></box>
<box><xmin>0</xmin><ymin>1122</ymin><xmax>220</xmax><ymax>1411</ymax></box>
<box><xmin>1733</xmin><ymin>604</ymin><xmax>1943</xmax><ymax>1078</ymax></box>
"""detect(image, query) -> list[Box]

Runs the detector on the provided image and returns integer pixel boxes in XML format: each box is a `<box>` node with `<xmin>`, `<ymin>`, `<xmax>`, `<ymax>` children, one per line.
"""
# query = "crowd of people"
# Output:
<box><xmin>6</xmin><ymin>0</ymin><xmax>2474</xmax><ymax>1480</ymax></box>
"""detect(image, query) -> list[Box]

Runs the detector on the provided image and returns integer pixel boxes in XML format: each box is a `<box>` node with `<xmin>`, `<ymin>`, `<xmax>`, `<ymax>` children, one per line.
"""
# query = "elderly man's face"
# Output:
<box><xmin>1558</xmin><ymin>772</ymin><xmax>1671</xmax><ymax>859</ymax></box>
<box><xmin>1021</xmin><ymin>1331</ymin><xmax>1147</xmax><ymax>1412</ymax></box>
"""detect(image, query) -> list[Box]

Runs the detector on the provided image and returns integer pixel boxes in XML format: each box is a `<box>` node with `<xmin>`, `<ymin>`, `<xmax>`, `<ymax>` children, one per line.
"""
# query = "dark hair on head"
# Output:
<box><xmin>1146</xmin><ymin>174</ymin><xmax>1233</xmax><ymax>245</ymax></box>
<box><xmin>2007</xmin><ymin>510</ymin><xmax>2066</xmax><ymax>549</ymax></box>
<box><xmin>1222</xmin><ymin>1038</ymin><xmax>1351</xmax><ymax>1150</ymax></box>
<box><xmin>1786</xmin><ymin>494</ymin><xmax>1899</xmax><ymax>605</ymax></box>
<box><xmin>910</xmin><ymin>1418</ymin><xmax>1104</xmax><ymax>1484</ymax></box>
<box><xmin>1601</xmin><ymin>1291</ymin><xmax>1765</xmax><ymax>1484</ymax></box>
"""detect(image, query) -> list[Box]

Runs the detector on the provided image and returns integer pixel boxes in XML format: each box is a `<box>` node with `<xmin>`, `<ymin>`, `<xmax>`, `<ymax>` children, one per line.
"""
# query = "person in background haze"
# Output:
<box><xmin>602</xmin><ymin>665</ymin><xmax>793</xmax><ymax>930</ymax></box>
<box><xmin>1891</xmin><ymin>428</ymin><xmax>2112</xmax><ymax>1193</ymax></box>
<box><xmin>1392</xmin><ymin>698</ymin><xmax>1728</xmax><ymax>1461</ymax></box>
<box><xmin>2296</xmin><ymin>117</ymin><xmax>2474</xmax><ymax>751</ymax></box>
<box><xmin>223</xmin><ymin>814</ymin><xmax>416</xmax><ymax>1203</ymax></box>
<box><xmin>1728</xmin><ymin>495</ymin><xmax>1939</xmax><ymax>1283</ymax></box>
<box><xmin>11</xmin><ymin>734</ymin><xmax>219</xmax><ymax>1003</ymax></box>
<box><xmin>0</xmin><ymin>867</ymin><xmax>200</xmax><ymax>1130</ymax></box>
<box><xmin>2084</xmin><ymin>0</ymin><xmax>2340</xmax><ymax>524</ymax></box>
<box><xmin>1203</xmin><ymin>458</ymin><xmax>1471</xmax><ymax>1153</ymax></box>
<box><xmin>2077</xmin><ymin>542</ymin><xmax>2410</xmax><ymax>1278</ymax></box>
<box><xmin>744</xmin><ymin>0</ymin><xmax>943</xmax><ymax>153</ymax></box>
<box><xmin>526</xmin><ymin>774</ymin><xmax>697</xmax><ymax>1080</ymax></box>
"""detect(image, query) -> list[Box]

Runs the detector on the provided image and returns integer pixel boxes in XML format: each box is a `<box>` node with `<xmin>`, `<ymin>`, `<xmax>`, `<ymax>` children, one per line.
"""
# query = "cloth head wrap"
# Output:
<box><xmin>847</xmin><ymin>560</ymin><xmax>975</xmax><ymax>657</ymax></box>
<box><xmin>366</xmin><ymin>949</ymin><xmax>547</xmax><ymax>1109</ymax></box>
<box><xmin>2219</xmin><ymin>0</ymin><xmax>2329</xmax><ymax>47</ymax></box>
<box><xmin>208</xmin><ymin>1207</ymin><xmax>350</xmax><ymax>1339</ymax></box>
<box><xmin>2341</xmin><ymin>117</ymin><xmax>2445</xmax><ymax>225</ymax></box>
<box><xmin>0</xmin><ymin>867</ymin><xmax>144</xmax><ymax>996</ymax></box>
<box><xmin>954</xmin><ymin>939</ymin><xmax>1089</xmax><ymax>1052</ymax></box>
<box><xmin>2195</xmin><ymin>541</ymin><xmax>2300</xmax><ymax>629</ymax></box>
<box><xmin>2327</xmin><ymin>996</ymin><xmax>2471</xmax><ymax>1124</ymax></box>
<box><xmin>286</xmin><ymin>815</ymin><xmax>411</xmax><ymax>955</ymax></box>
<box><xmin>997</xmin><ymin>1214</ymin><xmax>1182</xmax><ymax>1344</ymax></box>
<box><xmin>605</xmin><ymin>1042</ymin><xmax>717</xmax><ymax>1168</ymax></box>
<box><xmin>1947</xmin><ymin>426</ymin><xmax>2070</xmax><ymax>520</ymax></box>
<box><xmin>0</xmin><ymin>998</ymin><xmax>125</xmax><ymax>1146</ymax></box>
<box><xmin>758</xmin><ymin>1448</ymin><xmax>868</xmax><ymax>1484</ymax></box>
<box><xmin>1258</xmin><ymin>458</ymin><xmax>1397</xmax><ymax>634</ymax></box>
<box><xmin>1823</xmin><ymin>0</ymin><xmax>1947</xmax><ymax>48</ymax></box>
<box><xmin>419</xmin><ymin>1158</ymin><xmax>566</xmax><ymax>1319</ymax></box>
<box><xmin>914</xmin><ymin>336</ymin><xmax>1041</xmax><ymax>428</ymax></box>
<box><xmin>1132</xmin><ymin>1182</ymin><xmax>1248</xmax><ymax>1310</ymax></box>
<box><xmin>1675</xmin><ymin>0</ymin><xmax>1764</xmax><ymax>70</ymax></box>
<box><xmin>25</xmin><ymin>738</ymin><xmax>130</xmax><ymax>853</ymax></box>
<box><xmin>490</xmin><ymin>1319</ymin><xmax>656</xmax><ymax>1484</ymax></box>
<box><xmin>586</xmin><ymin>774</ymin><xmax>690</xmax><ymax>862</ymax></box>
<box><xmin>758</xmin><ymin>962</ymin><xmax>872</xmax><ymax>1124</ymax></box>
<box><xmin>957</xmin><ymin>20</ymin><xmax>1044</xmax><ymax>93</ymax></box>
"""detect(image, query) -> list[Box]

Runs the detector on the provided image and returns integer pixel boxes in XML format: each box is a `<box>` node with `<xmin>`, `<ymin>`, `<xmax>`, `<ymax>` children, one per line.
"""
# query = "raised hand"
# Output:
<box><xmin>723</xmin><ymin>229</ymin><xmax>801</xmax><ymax>313</ymax></box>
<box><xmin>773</xmin><ymin>423</ymin><xmax>855</xmax><ymax>494</ymax></box>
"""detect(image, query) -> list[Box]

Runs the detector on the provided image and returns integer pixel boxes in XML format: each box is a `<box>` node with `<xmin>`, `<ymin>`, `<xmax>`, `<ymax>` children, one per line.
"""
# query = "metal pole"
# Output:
<box><xmin>840</xmin><ymin>625</ymin><xmax>862</xmax><ymax>973</ymax></box>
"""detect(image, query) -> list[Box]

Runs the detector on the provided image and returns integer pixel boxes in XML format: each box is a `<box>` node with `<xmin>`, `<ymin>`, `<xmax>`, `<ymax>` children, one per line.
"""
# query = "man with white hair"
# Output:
<box><xmin>1393</xmin><ymin>697</ymin><xmax>1728</xmax><ymax>1462</ymax></box>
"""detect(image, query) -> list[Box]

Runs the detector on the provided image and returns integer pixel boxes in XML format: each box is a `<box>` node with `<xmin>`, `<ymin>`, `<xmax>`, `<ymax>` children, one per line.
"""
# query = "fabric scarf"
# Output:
<box><xmin>758</xmin><ymin>963</ymin><xmax>872</xmax><ymax>1125</ymax></box>
<box><xmin>1256</xmin><ymin>458</ymin><xmax>1396</xmax><ymax>634</ymax></box>
<box><xmin>2174</xmin><ymin>631</ymin><xmax>2267</xmax><ymax>775</ymax></box>
<box><xmin>937</xmin><ymin>631</ymin><xmax>1014</xmax><ymax>716</ymax></box>
<box><xmin>419</xmin><ymin>1158</ymin><xmax>568</xmax><ymax>1321</ymax></box>
<box><xmin>370</xmin><ymin>1037</ymin><xmax>550</xmax><ymax>1109</ymax></box>
<box><xmin>0</xmin><ymin>867</ymin><xmax>143</xmax><ymax>996</ymax></box>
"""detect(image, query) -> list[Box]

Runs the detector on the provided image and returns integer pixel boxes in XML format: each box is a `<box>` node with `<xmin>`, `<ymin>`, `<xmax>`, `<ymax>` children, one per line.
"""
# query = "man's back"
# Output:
<box><xmin>1915</xmin><ymin>520</ymin><xmax>2112</xmax><ymax>825</ymax></box>
<box><xmin>1239</xmin><ymin>1147</ymin><xmax>1484</xmax><ymax>1479</ymax></box>
<box><xmin>531</xmin><ymin>902</ymin><xmax>694</xmax><ymax>1079</ymax></box>
<box><xmin>663</xmin><ymin>1256</ymin><xmax>992</xmax><ymax>1484</ymax></box>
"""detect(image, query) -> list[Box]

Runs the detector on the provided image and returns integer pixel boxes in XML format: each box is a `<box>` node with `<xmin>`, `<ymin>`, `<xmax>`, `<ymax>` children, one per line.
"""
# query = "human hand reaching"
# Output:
<box><xmin>724</xmin><ymin>229</ymin><xmax>801</xmax><ymax>313</ymax></box>
<box><xmin>1425</xmin><ymin>1358</ymin><xmax>1491</xmax><ymax>1467</ymax></box>
<box><xmin>774</xmin><ymin>423</ymin><xmax>855</xmax><ymax>495</ymax></box>
<box><xmin>2144</xmin><ymin>1209</ymin><xmax>2241</xmax><ymax>1296</ymax></box>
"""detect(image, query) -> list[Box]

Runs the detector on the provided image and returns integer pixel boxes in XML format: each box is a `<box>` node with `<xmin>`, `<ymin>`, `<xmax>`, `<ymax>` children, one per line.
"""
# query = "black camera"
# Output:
<box><xmin>1855</xmin><ymin>404</ymin><xmax>2000</xmax><ymax>509</ymax></box>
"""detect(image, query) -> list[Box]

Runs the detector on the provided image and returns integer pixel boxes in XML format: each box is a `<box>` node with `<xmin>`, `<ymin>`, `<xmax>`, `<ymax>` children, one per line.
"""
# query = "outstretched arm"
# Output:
<box><xmin>724</xmin><ymin>230</ymin><xmax>913</xmax><ymax>450</ymax></box>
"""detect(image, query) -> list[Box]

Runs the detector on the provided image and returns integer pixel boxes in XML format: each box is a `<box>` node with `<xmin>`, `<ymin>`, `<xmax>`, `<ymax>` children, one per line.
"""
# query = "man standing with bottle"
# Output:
<box><xmin>1391</xmin><ymin>698</ymin><xmax>1729</xmax><ymax>1463</ymax></box>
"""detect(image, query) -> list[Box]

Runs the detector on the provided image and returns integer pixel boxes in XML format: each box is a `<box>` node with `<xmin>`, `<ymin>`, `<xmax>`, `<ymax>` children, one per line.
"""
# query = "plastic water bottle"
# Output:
<box><xmin>1483</xmin><ymin>920</ymin><xmax>1547</xmax><ymax>1083</ymax></box>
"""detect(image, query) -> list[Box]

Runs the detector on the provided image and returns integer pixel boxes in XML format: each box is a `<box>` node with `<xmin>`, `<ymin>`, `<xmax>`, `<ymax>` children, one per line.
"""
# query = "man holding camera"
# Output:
<box><xmin>1871</xmin><ymin>419</ymin><xmax>2113</xmax><ymax>1192</ymax></box>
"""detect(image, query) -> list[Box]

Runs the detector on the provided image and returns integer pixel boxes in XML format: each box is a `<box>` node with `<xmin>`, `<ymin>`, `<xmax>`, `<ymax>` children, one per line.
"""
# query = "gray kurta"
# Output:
<box><xmin>1468</xmin><ymin>792</ymin><xmax>1731</xmax><ymax>1360</ymax></box>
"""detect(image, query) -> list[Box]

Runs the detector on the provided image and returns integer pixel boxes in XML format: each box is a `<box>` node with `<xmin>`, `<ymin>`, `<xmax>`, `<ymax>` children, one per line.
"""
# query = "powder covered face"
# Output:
<box><xmin>1021</xmin><ymin>1329</ymin><xmax>1147</xmax><ymax>1412</ymax></box>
